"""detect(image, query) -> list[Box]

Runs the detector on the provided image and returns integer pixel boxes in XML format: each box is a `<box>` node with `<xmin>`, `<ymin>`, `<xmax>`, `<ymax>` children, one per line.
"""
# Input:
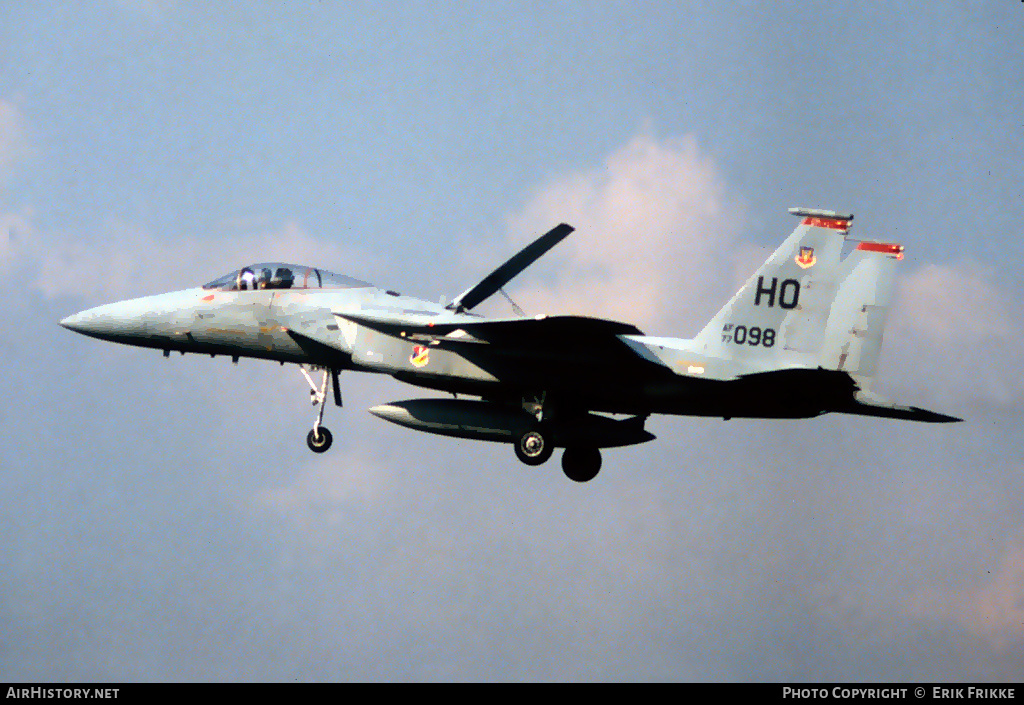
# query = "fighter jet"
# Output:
<box><xmin>60</xmin><ymin>207</ymin><xmax>960</xmax><ymax>482</ymax></box>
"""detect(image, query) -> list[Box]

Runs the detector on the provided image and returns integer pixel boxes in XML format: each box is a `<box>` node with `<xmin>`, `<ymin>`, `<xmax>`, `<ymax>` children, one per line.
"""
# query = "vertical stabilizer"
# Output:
<box><xmin>694</xmin><ymin>208</ymin><xmax>850</xmax><ymax>370</ymax></box>
<box><xmin>819</xmin><ymin>241</ymin><xmax>904</xmax><ymax>385</ymax></box>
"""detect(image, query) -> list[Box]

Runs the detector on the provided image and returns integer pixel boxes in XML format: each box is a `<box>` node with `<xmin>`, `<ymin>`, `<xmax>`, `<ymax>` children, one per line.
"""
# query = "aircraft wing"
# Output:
<box><xmin>334</xmin><ymin>311</ymin><xmax>671</xmax><ymax>387</ymax></box>
<box><xmin>335</xmin><ymin>311</ymin><xmax>644</xmax><ymax>345</ymax></box>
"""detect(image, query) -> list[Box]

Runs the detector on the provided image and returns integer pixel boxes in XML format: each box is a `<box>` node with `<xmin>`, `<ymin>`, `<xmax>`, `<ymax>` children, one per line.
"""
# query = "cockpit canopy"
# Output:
<box><xmin>203</xmin><ymin>263</ymin><xmax>372</xmax><ymax>291</ymax></box>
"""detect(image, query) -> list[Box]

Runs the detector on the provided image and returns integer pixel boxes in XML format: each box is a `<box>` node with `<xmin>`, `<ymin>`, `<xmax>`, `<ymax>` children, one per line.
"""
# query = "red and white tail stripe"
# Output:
<box><xmin>856</xmin><ymin>241</ymin><xmax>905</xmax><ymax>260</ymax></box>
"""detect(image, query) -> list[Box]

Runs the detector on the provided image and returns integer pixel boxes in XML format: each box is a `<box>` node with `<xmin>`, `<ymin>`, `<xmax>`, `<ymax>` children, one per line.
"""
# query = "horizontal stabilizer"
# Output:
<box><xmin>841</xmin><ymin>390</ymin><xmax>962</xmax><ymax>423</ymax></box>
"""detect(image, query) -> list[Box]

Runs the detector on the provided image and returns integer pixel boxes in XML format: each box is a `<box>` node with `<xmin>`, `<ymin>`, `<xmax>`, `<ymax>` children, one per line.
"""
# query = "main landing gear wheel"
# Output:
<box><xmin>514</xmin><ymin>428</ymin><xmax>554</xmax><ymax>466</ymax></box>
<box><xmin>307</xmin><ymin>427</ymin><xmax>333</xmax><ymax>453</ymax></box>
<box><xmin>562</xmin><ymin>446</ymin><xmax>602</xmax><ymax>483</ymax></box>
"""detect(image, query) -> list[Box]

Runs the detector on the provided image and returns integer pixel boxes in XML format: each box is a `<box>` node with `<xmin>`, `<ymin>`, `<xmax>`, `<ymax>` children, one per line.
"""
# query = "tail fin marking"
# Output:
<box><xmin>694</xmin><ymin>210</ymin><xmax>850</xmax><ymax>370</ymax></box>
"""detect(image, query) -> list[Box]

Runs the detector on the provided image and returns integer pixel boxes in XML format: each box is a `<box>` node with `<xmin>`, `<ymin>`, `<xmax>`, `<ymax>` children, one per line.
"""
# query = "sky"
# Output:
<box><xmin>2</xmin><ymin>0</ymin><xmax>1023</xmax><ymax>682</ymax></box>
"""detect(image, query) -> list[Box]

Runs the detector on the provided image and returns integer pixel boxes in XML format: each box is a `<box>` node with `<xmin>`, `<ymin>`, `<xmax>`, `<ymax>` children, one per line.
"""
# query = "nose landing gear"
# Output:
<box><xmin>307</xmin><ymin>426</ymin><xmax>333</xmax><ymax>453</ymax></box>
<box><xmin>300</xmin><ymin>366</ymin><xmax>341</xmax><ymax>453</ymax></box>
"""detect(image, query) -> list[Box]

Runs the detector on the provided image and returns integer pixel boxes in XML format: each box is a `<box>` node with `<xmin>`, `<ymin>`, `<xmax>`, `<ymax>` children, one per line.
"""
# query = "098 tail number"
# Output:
<box><xmin>722</xmin><ymin>325</ymin><xmax>776</xmax><ymax>347</ymax></box>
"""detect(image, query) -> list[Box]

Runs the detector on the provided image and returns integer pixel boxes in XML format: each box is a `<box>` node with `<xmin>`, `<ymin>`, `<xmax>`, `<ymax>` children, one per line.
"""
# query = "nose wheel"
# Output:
<box><xmin>307</xmin><ymin>427</ymin><xmax>333</xmax><ymax>453</ymax></box>
<box><xmin>300</xmin><ymin>366</ymin><xmax>342</xmax><ymax>454</ymax></box>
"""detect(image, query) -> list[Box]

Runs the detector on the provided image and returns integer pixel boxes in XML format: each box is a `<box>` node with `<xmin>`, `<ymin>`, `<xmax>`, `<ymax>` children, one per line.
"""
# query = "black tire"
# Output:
<box><xmin>561</xmin><ymin>446</ymin><xmax>601</xmax><ymax>483</ymax></box>
<box><xmin>306</xmin><ymin>426</ymin><xmax>333</xmax><ymax>453</ymax></box>
<box><xmin>514</xmin><ymin>428</ymin><xmax>554</xmax><ymax>466</ymax></box>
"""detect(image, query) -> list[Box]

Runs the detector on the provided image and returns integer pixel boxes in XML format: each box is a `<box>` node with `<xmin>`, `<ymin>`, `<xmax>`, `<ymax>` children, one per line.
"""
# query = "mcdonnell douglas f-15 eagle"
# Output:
<box><xmin>60</xmin><ymin>208</ymin><xmax>960</xmax><ymax>482</ymax></box>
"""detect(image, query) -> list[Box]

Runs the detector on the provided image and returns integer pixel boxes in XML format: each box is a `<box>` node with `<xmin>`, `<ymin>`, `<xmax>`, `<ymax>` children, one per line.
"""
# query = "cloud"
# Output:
<box><xmin>965</xmin><ymin>531</ymin><xmax>1024</xmax><ymax>650</ymax></box>
<box><xmin>502</xmin><ymin>132</ymin><xmax>745</xmax><ymax>334</ymax></box>
<box><xmin>898</xmin><ymin>262</ymin><xmax>1017</xmax><ymax>344</ymax></box>
<box><xmin>907</xmin><ymin>529</ymin><xmax>1024</xmax><ymax>652</ymax></box>
<box><xmin>884</xmin><ymin>261</ymin><xmax>1024</xmax><ymax>406</ymax></box>
<box><xmin>498</xmin><ymin>133</ymin><xmax>1024</xmax><ymax>410</ymax></box>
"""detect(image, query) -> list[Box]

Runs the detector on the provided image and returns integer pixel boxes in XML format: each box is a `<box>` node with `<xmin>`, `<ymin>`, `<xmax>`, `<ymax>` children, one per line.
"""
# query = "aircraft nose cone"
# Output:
<box><xmin>59</xmin><ymin>311</ymin><xmax>91</xmax><ymax>333</ymax></box>
<box><xmin>59</xmin><ymin>290</ymin><xmax>204</xmax><ymax>344</ymax></box>
<box><xmin>59</xmin><ymin>301</ymin><xmax>148</xmax><ymax>341</ymax></box>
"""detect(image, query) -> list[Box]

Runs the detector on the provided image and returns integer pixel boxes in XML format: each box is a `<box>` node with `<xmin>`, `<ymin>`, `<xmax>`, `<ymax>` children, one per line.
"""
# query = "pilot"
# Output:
<box><xmin>237</xmin><ymin>268</ymin><xmax>256</xmax><ymax>291</ymax></box>
<box><xmin>273</xmin><ymin>267</ymin><xmax>294</xmax><ymax>289</ymax></box>
<box><xmin>258</xmin><ymin>267</ymin><xmax>273</xmax><ymax>289</ymax></box>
